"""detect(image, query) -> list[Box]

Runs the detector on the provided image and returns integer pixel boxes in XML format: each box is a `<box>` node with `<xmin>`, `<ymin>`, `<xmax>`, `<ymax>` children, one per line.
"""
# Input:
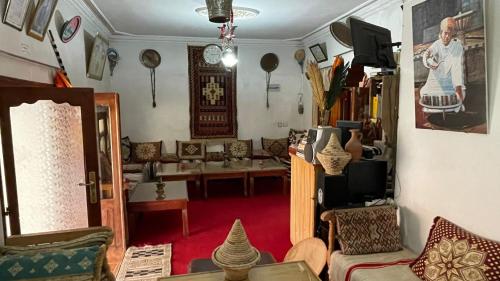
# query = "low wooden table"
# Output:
<box><xmin>156</xmin><ymin>163</ymin><xmax>202</xmax><ymax>191</ymax></box>
<box><xmin>201</xmin><ymin>161</ymin><xmax>248</xmax><ymax>199</ymax></box>
<box><xmin>247</xmin><ymin>159</ymin><xmax>288</xmax><ymax>196</ymax></box>
<box><xmin>159</xmin><ymin>261</ymin><xmax>320</xmax><ymax>281</ymax></box>
<box><xmin>127</xmin><ymin>181</ymin><xmax>189</xmax><ymax>237</ymax></box>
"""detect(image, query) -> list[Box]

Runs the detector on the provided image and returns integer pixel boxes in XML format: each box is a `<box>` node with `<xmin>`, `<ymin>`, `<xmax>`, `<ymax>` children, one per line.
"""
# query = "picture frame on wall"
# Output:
<box><xmin>27</xmin><ymin>0</ymin><xmax>58</xmax><ymax>41</ymax></box>
<box><xmin>309</xmin><ymin>43</ymin><xmax>327</xmax><ymax>63</ymax></box>
<box><xmin>2</xmin><ymin>0</ymin><xmax>32</xmax><ymax>31</ymax></box>
<box><xmin>87</xmin><ymin>33</ymin><xmax>109</xmax><ymax>81</ymax></box>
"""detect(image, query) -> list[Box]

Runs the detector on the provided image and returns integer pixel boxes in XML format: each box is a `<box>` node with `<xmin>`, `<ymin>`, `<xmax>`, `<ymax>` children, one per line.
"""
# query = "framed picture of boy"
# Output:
<box><xmin>412</xmin><ymin>0</ymin><xmax>487</xmax><ymax>134</ymax></box>
<box><xmin>27</xmin><ymin>0</ymin><xmax>58</xmax><ymax>41</ymax></box>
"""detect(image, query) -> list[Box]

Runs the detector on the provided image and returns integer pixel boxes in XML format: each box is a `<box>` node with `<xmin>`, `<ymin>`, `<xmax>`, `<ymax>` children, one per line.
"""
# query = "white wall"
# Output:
<box><xmin>0</xmin><ymin>0</ymin><xmax>111</xmax><ymax>243</ymax></box>
<box><xmin>110</xmin><ymin>37</ymin><xmax>304</xmax><ymax>152</ymax></box>
<box><xmin>0</xmin><ymin>0</ymin><xmax>111</xmax><ymax>89</ymax></box>
<box><xmin>301</xmin><ymin>0</ymin><xmax>403</xmax><ymax>127</ymax></box>
<box><xmin>396</xmin><ymin>0</ymin><xmax>500</xmax><ymax>251</ymax></box>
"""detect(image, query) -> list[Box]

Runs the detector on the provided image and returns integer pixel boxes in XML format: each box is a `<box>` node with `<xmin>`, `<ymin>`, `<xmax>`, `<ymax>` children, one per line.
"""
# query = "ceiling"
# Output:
<box><xmin>91</xmin><ymin>0</ymin><xmax>369</xmax><ymax>39</ymax></box>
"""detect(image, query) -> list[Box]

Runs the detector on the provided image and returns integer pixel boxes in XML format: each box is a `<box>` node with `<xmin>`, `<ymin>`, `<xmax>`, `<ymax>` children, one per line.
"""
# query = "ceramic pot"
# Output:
<box><xmin>345</xmin><ymin>129</ymin><xmax>363</xmax><ymax>162</ymax></box>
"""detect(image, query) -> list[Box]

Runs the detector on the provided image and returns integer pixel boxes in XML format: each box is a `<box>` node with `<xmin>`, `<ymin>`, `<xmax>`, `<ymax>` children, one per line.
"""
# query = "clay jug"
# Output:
<box><xmin>345</xmin><ymin>129</ymin><xmax>363</xmax><ymax>162</ymax></box>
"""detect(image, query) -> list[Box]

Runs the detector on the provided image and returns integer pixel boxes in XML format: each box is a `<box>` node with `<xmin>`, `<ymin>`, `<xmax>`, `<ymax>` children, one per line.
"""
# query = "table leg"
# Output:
<box><xmin>195</xmin><ymin>179</ymin><xmax>201</xmax><ymax>196</ymax></box>
<box><xmin>203</xmin><ymin>178</ymin><xmax>208</xmax><ymax>199</ymax></box>
<box><xmin>249</xmin><ymin>176</ymin><xmax>255</xmax><ymax>196</ymax></box>
<box><xmin>182</xmin><ymin>206</ymin><xmax>189</xmax><ymax>237</ymax></box>
<box><xmin>243</xmin><ymin>175</ymin><xmax>248</xmax><ymax>197</ymax></box>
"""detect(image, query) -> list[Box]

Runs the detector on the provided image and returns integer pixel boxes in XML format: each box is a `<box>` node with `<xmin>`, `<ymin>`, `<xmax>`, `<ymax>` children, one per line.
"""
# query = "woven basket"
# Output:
<box><xmin>212</xmin><ymin>219</ymin><xmax>260</xmax><ymax>281</ymax></box>
<box><xmin>317</xmin><ymin>134</ymin><xmax>352</xmax><ymax>175</ymax></box>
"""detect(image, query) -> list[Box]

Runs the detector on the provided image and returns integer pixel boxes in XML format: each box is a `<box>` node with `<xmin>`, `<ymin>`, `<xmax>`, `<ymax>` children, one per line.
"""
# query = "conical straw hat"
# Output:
<box><xmin>212</xmin><ymin>219</ymin><xmax>260</xmax><ymax>266</ymax></box>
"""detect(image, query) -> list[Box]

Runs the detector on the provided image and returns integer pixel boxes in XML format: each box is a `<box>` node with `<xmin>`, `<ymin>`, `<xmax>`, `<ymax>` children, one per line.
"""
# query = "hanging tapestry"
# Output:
<box><xmin>188</xmin><ymin>46</ymin><xmax>237</xmax><ymax>139</ymax></box>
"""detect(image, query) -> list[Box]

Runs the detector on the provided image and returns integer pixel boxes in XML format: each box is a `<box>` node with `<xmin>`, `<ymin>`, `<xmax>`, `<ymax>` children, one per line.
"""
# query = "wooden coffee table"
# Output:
<box><xmin>201</xmin><ymin>161</ymin><xmax>249</xmax><ymax>199</ymax></box>
<box><xmin>127</xmin><ymin>181</ymin><xmax>189</xmax><ymax>237</ymax></box>
<box><xmin>156</xmin><ymin>162</ymin><xmax>202</xmax><ymax>191</ymax></box>
<box><xmin>247</xmin><ymin>159</ymin><xmax>288</xmax><ymax>196</ymax></box>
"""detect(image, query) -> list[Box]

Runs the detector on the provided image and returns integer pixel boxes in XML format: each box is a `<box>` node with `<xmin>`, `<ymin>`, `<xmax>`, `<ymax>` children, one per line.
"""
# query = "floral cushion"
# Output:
<box><xmin>130</xmin><ymin>141</ymin><xmax>162</xmax><ymax>163</ymax></box>
<box><xmin>177</xmin><ymin>140</ymin><xmax>205</xmax><ymax>160</ymax></box>
<box><xmin>335</xmin><ymin>205</ymin><xmax>402</xmax><ymax>255</ymax></box>
<box><xmin>410</xmin><ymin>217</ymin><xmax>500</xmax><ymax>281</ymax></box>
<box><xmin>225</xmin><ymin>140</ymin><xmax>252</xmax><ymax>159</ymax></box>
<box><xmin>261</xmin><ymin>138</ymin><xmax>288</xmax><ymax>158</ymax></box>
<box><xmin>0</xmin><ymin>245</ymin><xmax>106</xmax><ymax>281</ymax></box>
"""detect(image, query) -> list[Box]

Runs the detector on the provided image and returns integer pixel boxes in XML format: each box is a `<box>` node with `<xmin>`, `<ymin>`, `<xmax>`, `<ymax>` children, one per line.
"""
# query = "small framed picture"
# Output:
<box><xmin>87</xmin><ymin>33</ymin><xmax>109</xmax><ymax>81</ymax></box>
<box><xmin>309</xmin><ymin>43</ymin><xmax>328</xmax><ymax>63</ymax></box>
<box><xmin>27</xmin><ymin>0</ymin><xmax>58</xmax><ymax>41</ymax></box>
<box><xmin>2</xmin><ymin>0</ymin><xmax>32</xmax><ymax>31</ymax></box>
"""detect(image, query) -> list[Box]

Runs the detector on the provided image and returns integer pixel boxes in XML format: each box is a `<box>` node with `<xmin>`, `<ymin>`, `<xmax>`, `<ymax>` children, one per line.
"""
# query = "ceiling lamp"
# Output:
<box><xmin>204</xmin><ymin>0</ymin><xmax>233</xmax><ymax>23</ymax></box>
<box><xmin>221</xmin><ymin>47</ymin><xmax>238</xmax><ymax>67</ymax></box>
<box><xmin>196</xmin><ymin>6</ymin><xmax>260</xmax><ymax>21</ymax></box>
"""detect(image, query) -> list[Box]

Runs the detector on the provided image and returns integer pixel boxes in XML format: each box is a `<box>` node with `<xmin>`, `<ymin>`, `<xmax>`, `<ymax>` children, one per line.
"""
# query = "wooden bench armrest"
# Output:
<box><xmin>5</xmin><ymin>226</ymin><xmax>112</xmax><ymax>246</ymax></box>
<box><xmin>320</xmin><ymin>210</ymin><xmax>336</xmax><ymax>266</ymax></box>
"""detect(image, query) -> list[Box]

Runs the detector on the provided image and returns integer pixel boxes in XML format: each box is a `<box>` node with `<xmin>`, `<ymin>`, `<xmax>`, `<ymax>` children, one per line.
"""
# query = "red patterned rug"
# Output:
<box><xmin>188</xmin><ymin>46</ymin><xmax>237</xmax><ymax>139</ymax></box>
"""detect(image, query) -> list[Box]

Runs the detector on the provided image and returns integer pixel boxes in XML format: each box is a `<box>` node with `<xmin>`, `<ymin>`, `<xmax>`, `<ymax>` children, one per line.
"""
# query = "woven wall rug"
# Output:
<box><xmin>116</xmin><ymin>244</ymin><xmax>172</xmax><ymax>281</ymax></box>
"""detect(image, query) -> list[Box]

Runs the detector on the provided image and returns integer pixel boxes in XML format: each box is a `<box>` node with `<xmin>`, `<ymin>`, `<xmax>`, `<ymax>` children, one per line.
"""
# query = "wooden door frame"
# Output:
<box><xmin>0</xmin><ymin>87</ymin><xmax>101</xmax><ymax>236</ymax></box>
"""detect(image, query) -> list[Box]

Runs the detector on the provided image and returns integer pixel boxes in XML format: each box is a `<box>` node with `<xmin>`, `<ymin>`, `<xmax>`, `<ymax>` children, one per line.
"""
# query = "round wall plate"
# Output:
<box><xmin>140</xmin><ymin>49</ymin><xmax>161</xmax><ymax>69</ymax></box>
<box><xmin>260</xmin><ymin>53</ymin><xmax>279</xmax><ymax>72</ymax></box>
<box><xmin>329</xmin><ymin>21</ymin><xmax>353</xmax><ymax>48</ymax></box>
<box><xmin>60</xmin><ymin>16</ymin><xmax>81</xmax><ymax>43</ymax></box>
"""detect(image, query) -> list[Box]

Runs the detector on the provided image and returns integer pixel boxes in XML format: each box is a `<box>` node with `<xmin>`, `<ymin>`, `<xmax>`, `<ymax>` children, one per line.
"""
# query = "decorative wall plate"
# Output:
<box><xmin>329</xmin><ymin>21</ymin><xmax>352</xmax><ymax>48</ymax></box>
<box><xmin>60</xmin><ymin>16</ymin><xmax>81</xmax><ymax>43</ymax></box>
<box><xmin>140</xmin><ymin>49</ymin><xmax>161</xmax><ymax>69</ymax></box>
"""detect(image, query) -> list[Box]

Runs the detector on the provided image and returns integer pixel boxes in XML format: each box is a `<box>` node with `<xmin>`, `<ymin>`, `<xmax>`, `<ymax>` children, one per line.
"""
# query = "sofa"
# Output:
<box><xmin>321</xmin><ymin>206</ymin><xmax>500</xmax><ymax>281</ymax></box>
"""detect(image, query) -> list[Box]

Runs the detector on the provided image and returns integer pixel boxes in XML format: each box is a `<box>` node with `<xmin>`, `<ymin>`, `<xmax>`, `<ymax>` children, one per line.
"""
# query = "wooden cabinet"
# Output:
<box><xmin>290</xmin><ymin>154</ymin><xmax>322</xmax><ymax>245</ymax></box>
<box><xmin>95</xmin><ymin>93</ymin><xmax>127</xmax><ymax>272</ymax></box>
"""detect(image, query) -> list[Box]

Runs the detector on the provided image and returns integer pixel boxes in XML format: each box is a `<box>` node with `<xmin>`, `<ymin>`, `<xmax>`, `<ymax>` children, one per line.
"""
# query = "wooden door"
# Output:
<box><xmin>0</xmin><ymin>87</ymin><xmax>101</xmax><ymax>237</ymax></box>
<box><xmin>95</xmin><ymin>92</ymin><xmax>127</xmax><ymax>272</ymax></box>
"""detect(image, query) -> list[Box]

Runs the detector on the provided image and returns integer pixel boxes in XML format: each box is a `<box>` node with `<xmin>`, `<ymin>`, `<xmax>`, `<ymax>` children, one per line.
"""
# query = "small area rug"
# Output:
<box><xmin>116</xmin><ymin>244</ymin><xmax>172</xmax><ymax>281</ymax></box>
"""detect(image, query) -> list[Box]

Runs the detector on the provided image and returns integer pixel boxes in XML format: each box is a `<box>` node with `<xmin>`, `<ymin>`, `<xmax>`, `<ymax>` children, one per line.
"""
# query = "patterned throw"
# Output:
<box><xmin>344</xmin><ymin>259</ymin><xmax>414</xmax><ymax>281</ymax></box>
<box><xmin>0</xmin><ymin>245</ymin><xmax>106</xmax><ymax>280</ymax></box>
<box><xmin>335</xmin><ymin>205</ymin><xmax>402</xmax><ymax>255</ymax></box>
<box><xmin>188</xmin><ymin>46</ymin><xmax>237</xmax><ymax>139</ymax></box>
<box><xmin>410</xmin><ymin>217</ymin><xmax>500</xmax><ymax>281</ymax></box>
<box><xmin>116</xmin><ymin>244</ymin><xmax>171</xmax><ymax>281</ymax></box>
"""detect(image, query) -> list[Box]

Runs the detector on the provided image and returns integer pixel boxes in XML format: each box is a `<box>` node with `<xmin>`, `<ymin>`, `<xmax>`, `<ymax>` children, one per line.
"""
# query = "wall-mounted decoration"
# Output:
<box><xmin>203</xmin><ymin>44</ymin><xmax>223</xmax><ymax>65</ymax></box>
<box><xmin>260</xmin><ymin>53</ymin><xmax>279</xmax><ymax>109</ymax></box>
<box><xmin>329</xmin><ymin>21</ymin><xmax>353</xmax><ymax>48</ymax></box>
<box><xmin>298</xmin><ymin>93</ymin><xmax>304</xmax><ymax>115</ymax></box>
<box><xmin>48</xmin><ymin>30</ymin><xmax>70</xmax><ymax>83</ymax></box>
<box><xmin>188</xmin><ymin>46</ymin><xmax>237</xmax><ymax>139</ymax></box>
<box><xmin>309</xmin><ymin>43</ymin><xmax>327</xmax><ymax>63</ymax></box>
<box><xmin>294</xmin><ymin>49</ymin><xmax>305</xmax><ymax>73</ymax></box>
<box><xmin>412</xmin><ymin>0</ymin><xmax>487</xmax><ymax>134</ymax></box>
<box><xmin>27</xmin><ymin>0</ymin><xmax>58</xmax><ymax>41</ymax></box>
<box><xmin>140</xmin><ymin>49</ymin><xmax>161</xmax><ymax>107</ymax></box>
<box><xmin>2</xmin><ymin>0</ymin><xmax>32</xmax><ymax>31</ymax></box>
<box><xmin>87</xmin><ymin>33</ymin><xmax>108</xmax><ymax>81</ymax></box>
<box><xmin>60</xmin><ymin>15</ymin><xmax>80</xmax><ymax>43</ymax></box>
<box><xmin>107</xmin><ymin>48</ymin><xmax>119</xmax><ymax>76</ymax></box>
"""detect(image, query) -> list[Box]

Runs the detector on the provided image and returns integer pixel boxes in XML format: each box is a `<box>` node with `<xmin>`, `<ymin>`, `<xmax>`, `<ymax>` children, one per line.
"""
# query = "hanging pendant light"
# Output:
<box><xmin>205</xmin><ymin>0</ymin><xmax>233</xmax><ymax>23</ymax></box>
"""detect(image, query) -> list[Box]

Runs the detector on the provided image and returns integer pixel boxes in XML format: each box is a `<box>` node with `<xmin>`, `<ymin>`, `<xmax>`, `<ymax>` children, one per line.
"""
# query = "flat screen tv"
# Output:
<box><xmin>349</xmin><ymin>18</ymin><xmax>399</xmax><ymax>69</ymax></box>
<box><xmin>346</xmin><ymin>160</ymin><xmax>388</xmax><ymax>204</ymax></box>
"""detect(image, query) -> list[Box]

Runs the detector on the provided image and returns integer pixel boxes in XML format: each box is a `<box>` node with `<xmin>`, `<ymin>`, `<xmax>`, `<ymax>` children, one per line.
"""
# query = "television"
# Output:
<box><xmin>349</xmin><ymin>18</ymin><xmax>399</xmax><ymax>69</ymax></box>
<box><xmin>345</xmin><ymin>160</ymin><xmax>387</xmax><ymax>204</ymax></box>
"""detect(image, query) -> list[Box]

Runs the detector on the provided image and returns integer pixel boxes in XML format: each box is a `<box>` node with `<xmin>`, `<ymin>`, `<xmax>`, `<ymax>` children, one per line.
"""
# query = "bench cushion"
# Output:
<box><xmin>329</xmin><ymin>248</ymin><xmax>419</xmax><ymax>281</ymax></box>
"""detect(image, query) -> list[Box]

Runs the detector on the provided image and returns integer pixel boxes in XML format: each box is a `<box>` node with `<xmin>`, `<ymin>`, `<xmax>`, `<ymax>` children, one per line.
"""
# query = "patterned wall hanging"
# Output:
<box><xmin>188</xmin><ymin>46</ymin><xmax>237</xmax><ymax>139</ymax></box>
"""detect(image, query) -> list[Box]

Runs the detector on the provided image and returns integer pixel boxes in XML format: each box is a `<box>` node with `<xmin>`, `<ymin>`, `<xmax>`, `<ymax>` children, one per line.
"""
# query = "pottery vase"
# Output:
<box><xmin>345</xmin><ymin>129</ymin><xmax>363</xmax><ymax>162</ymax></box>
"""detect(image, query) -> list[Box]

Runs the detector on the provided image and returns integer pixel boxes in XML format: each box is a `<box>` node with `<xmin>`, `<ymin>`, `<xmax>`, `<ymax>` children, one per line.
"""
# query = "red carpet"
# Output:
<box><xmin>130</xmin><ymin>178</ymin><xmax>291</xmax><ymax>275</ymax></box>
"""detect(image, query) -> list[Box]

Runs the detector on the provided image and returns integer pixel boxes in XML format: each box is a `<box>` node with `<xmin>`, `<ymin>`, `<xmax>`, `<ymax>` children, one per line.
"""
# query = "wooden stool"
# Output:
<box><xmin>188</xmin><ymin>251</ymin><xmax>277</xmax><ymax>273</ymax></box>
<box><xmin>284</xmin><ymin>238</ymin><xmax>327</xmax><ymax>276</ymax></box>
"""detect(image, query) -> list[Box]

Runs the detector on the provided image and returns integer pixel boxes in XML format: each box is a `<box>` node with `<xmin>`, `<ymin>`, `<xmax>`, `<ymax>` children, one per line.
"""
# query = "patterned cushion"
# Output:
<box><xmin>288</xmin><ymin>129</ymin><xmax>307</xmax><ymax>146</ymax></box>
<box><xmin>335</xmin><ymin>205</ymin><xmax>402</xmax><ymax>255</ymax></box>
<box><xmin>410</xmin><ymin>217</ymin><xmax>500</xmax><ymax>281</ymax></box>
<box><xmin>262</xmin><ymin>138</ymin><xmax>288</xmax><ymax>158</ymax></box>
<box><xmin>0</xmin><ymin>245</ymin><xmax>106</xmax><ymax>281</ymax></box>
<box><xmin>121</xmin><ymin>137</ymin><xmax>131</xmax><ymax>163</ymax></box>
<box><xmin>177</xmin><ymin>141</ymin><xmax>205</xmax><ymax>160</ymax></box>
<box><xmin>131</xmin><ymin>141</ymin><xmax>162</xmax><ymax>163</ymax></box>
<box><xmin>225</xmin><ymin>140</ymin><xmax>252</xmax><ymax>158</ymax></box>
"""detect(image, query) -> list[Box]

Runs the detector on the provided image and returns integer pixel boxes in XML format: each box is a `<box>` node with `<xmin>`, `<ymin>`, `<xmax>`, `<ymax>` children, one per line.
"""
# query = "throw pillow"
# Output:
<box><xmin>335</xmin><ymin>205</ymin><xmax>402</xmax><ymax>255</ymax></box>
<box><xmin>225</xmin><ymin>140</ymin><xmax>252</xmax><ymax>159</ymax></box>
<box><xmin>262</xmin><ymin>138</ymin><xmax>288</xmax><ymax>158</ymax></box>
<box><xmin>130</xmin><ymin>141</ymin><xmax>162</xmax><ymax>163</ymax></box>
<box><xmin>410</xmin><ymin>216</ymin><xmax>500</xmax><ymax>281</ymax></box>
<box><xmin>0</xmin><ymin>245</ymin><xmax>106</xmax><ymax>281</ymax></box>
<box><xmin>121</xmin><ymin>136</ymin><xmax>131</xmax><ymax>163</ymax></box>
<box><xmin>177</xmin><ymin>140</ymin><xmax>205</xmax><ymax>160</ymax></box>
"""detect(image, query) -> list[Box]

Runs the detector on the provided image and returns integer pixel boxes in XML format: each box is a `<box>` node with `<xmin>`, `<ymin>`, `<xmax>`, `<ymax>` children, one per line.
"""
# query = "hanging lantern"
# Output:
<box><xmin>205</xmin><ymin>0</ymin><xmax>233</xmax><ymax>23</ymax></box>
